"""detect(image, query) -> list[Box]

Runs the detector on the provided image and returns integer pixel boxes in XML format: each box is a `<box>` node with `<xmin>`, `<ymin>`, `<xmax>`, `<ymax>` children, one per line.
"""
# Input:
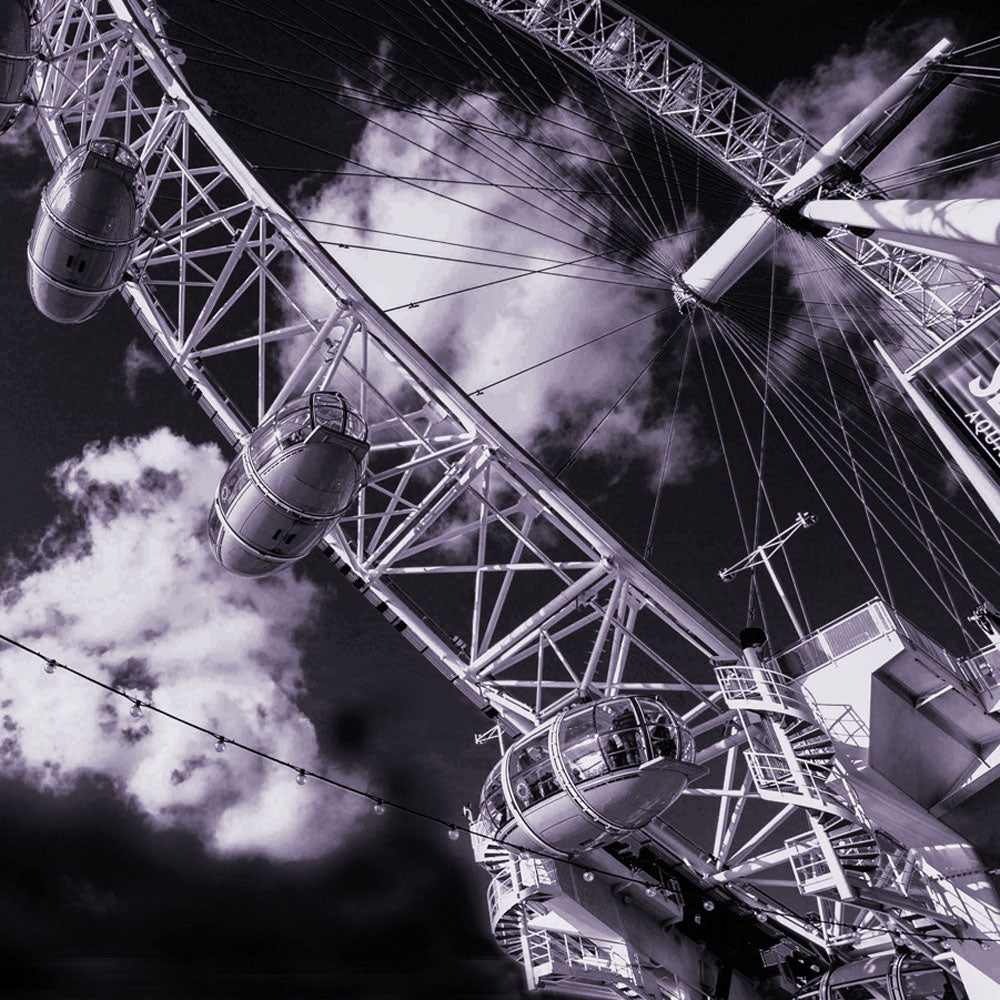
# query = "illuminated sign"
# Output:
<box><xmin>920</xmin><ymin>326</ymin><xmax>1000</xmax><ymax>475</ymax></box>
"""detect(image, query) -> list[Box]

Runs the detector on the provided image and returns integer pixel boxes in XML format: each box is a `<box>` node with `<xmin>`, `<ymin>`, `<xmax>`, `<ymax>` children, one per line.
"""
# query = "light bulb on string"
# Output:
<box><xmin>702</xmin><ymin>899</ymin><xmax>715</xmax><ymax>912</ymax></box>
<box><xmin>3</xmin><ymin>632</ymin><xmax>807</xmax><ymax>897</ymax></box>
<box><xmin>756</xmin><ymin>912</ymin><xmax>768</xmax><ymax>923</ymax></box>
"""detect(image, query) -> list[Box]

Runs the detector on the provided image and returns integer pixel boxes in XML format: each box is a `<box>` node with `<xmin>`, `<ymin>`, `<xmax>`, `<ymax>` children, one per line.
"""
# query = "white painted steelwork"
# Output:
<box><xmin>719</xmin><ymin>512</ymin><xmax>817</xmax><ymax>640</ymax></box>
<box><xmin>716</xmin><ymin>642</ymin><xmax>974</xmax><ymax>963</ymax></box>
<box><xmin>466</xmin><ymin>0</ymin><xmax>1000</xmax><ymax>351</ymax></box>
<box><xmin>470</xmin><ymin>0</ymin><xmax>1000</xmax><ymax>551</ymax></box>
<box><xmin>803</xmin><ymin>198</ymin><xmax>1000</xmax><ymax>277</ymax></box>
<box><xmin>17</xmin><ymin>0</ymin><xmax>845</xmax><ymax>970</ymax></box>
<box><xmin>678</xmin><ymin>40</ymin><xmax>953</xmax><ymax>306</ymax></box>
<box><xmin>27</xmin><ymin>0</ymin><xmax>739</xmax><ymax>739</ymax></box>
<box><xmin>23</xmin><ymin>3</ymin><xmax>1000</xmax><ymax>997</ymax></box>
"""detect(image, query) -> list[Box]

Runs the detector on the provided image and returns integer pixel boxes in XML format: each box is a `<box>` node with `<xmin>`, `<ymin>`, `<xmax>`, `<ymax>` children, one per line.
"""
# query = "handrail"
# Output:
<box><xmin>524</xmin><ymin>927</ymin><xmax>638</xmax><ymax>982</ymax></box>
<box><xmin>745</xmin><ymin>749</ymin><xmax>835</xmax><ymax>793</ymax></box>
<box><xmin>772</xmin><ymin>599</ymin><xmax>981</xmax><ymax>700</ymax></box>
<box><xmin>958</xmin><ymin>645</ymin><xmax>1000</xmax><ymax>694</ymax></box>
<box><xmin>715</xmin><ymin>662</ymin><xmax>813</xmax><ymax>716</ymax></box>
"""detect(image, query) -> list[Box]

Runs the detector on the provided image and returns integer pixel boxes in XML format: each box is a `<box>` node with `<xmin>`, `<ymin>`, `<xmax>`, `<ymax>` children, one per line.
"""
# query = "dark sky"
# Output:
<box><xmin>0</xmin><ymin>1</ymin><xmax>995</xmax><ymax>998</ymax></box>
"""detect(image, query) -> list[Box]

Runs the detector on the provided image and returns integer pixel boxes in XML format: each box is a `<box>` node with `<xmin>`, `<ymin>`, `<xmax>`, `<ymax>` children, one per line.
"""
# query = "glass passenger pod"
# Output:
<box><xmin>207</xmin><ymin>392</ymin><xmax>369</xmax><ymax>577</ymax></box>
<box><xmin>794</xmin><ymin>954</ymin><xmax>966</xmax><ymax>1000</ymax></box>
<box><xmin>479</xmin><ymin>697</ymin><xmax>705</xmax><ymax>857</ymax></box>
<box><xmin>246</xmin><ymin>392</ymin><xmax>369</xmax><ymax>518</ymax></box>
<box><xmin>0</xmin><ymin>1</ymin><xmax>36</xmax><ymax>134</ymax></box>
<box><xmin>27</xmin><ymin>139</ymin><xmax>147</xmax><ymax>323</ymax></box>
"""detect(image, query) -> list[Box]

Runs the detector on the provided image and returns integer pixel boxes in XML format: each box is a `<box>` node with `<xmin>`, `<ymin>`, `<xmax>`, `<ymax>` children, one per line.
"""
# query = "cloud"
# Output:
<box><xmin>756</xmin><ymin>20</ymin><xmax>992</xmax><ymax>366</ymax></box>
<box><xmin>286</xmin><ymin>88</ymin><xmax>707</xmax><ymax>486</ymax></box>
<box><xmin>1</xmin><ymin>107</ymin><xmax>43</xmax><ymax>161</ymax></box>
<box><xmin>768</xmin><ymin>19</ymin><xmax>962</xmax><ymax>186</ymax></box>
<box><xmin>0</xmin><ymin>429</ymin><xmax>365</xmax><ymax>861</ymax></box>
<box><xmin>768</xmin><ymin>17</ymin><xmax>1000</xmax><ymax>201</ymax></box>
<box><xmin>121</xmin><ymin>340</ymin><xmax>163</xmax><ymax>403</ymax></box>
<box><xmin>0</xmin><ymin>111</ymin><xmax>45</xmax><ymax>203</ymax></box>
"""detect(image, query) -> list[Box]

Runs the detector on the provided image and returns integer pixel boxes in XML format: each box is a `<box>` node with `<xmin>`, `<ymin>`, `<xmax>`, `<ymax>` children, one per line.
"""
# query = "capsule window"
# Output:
<box><xmin>206</xmin><ymin>505</ymin><xmax>224</xmax><ymax>555</ymax></box>
<box><xmin>637</xmin><ymin>698</ymin><xmax>696</xmax><ymax>763</ymax></box>
<box><xmin>282</xmin><ymin>428</ymin><xmax>307</xmax><ymax>447</ymax></box>
<box><xmin>313</xmin><ymin>399</ymin><xmax>347</xmax><ymax>433</ymax></box>
<box><xmin>561</xmin><ymin>707</ymin><xmax>610</xmax><ymax>781</ymax></box>
<box><xmin>509</xmin><ymin>733</ymin><xmax>557</xmax><ymax>809</ymax></box>
<box><xmin>480</xmin><ymin>765</ymin><xmax>509</xmax><ymax>829</ymax></box>
<box><xmin>217</xmin><ymin>456</ymin><xmax>249</xmax><ymax>514</ymax></box>
<box><xmin>795</xmin><ymin>988</ymin><xmax>823</xmax><ymax>1000</ymax></box>
<box><xmin>248</xmin><ymin>411</ymin><xmax>309</xmax><ymax>471</ymax></box>
<box><xmin>830</xmin><ymin>985</ymin><xmax>890</xmax><ymax>1000</ymax></box>
<box><xmin>641</xmin><ymin>707</ymin><xmax>679</xmax><ymax>760</ymax></box>
<box><xmin>599</xmin><ymin>702</ymin><xmax>644</xmax><ymax>771</ymax></box>
<box><xmin>899</xmin><ymin>965</ymin><xmax>954</xmax><ymax>999</ymax></box>
<box><xmin>560</xmin><ymin>709</ymin><xmax>597</xmax><ymax>779</ymax></box>
<box><xmin>66</xmin><ymin>255</ymin><xmax>74</xmax><ymax>268</ymax></box>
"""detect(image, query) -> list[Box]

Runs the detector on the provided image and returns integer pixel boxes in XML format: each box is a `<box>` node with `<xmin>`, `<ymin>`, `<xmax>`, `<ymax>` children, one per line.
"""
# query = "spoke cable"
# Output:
<box><xmin>644</xmin><ymin>330</ymin><xmax>693</xmax><ymax>562</ymax></box>
<box><xmin>471</xmin><ymin>305</ymin><xmax>672</xmax><ymax>397</ymax></box>
<box><xmin>556</xmin><ymin>314</ymin><xmax>690</xmax><ymax>477</ymax></box>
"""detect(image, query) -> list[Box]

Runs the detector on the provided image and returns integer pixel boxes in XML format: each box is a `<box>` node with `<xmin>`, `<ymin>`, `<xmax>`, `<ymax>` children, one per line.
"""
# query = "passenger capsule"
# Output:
<box><xmin>477</xmin><ymin>696</ymin><xmax>706</xmax><ymax>857</ymax></box>
<box><xmin>794</xmin><ymin>953</ymin><xmax>965</xmax><ymax>1000</ymax></box>
<box><xmin>27</xmin><ymin>138</ymin><xmax>146</xmax><ymax>324</ymax></box>
<box><xmin>207</xmin><ymin>391</ymin><xmax>369</xmax><ymax>577</ymax></box>
<box><xmin>0</xmin><ymin>1</ymin><xmax>35</xmax><ymax>135</ymax></box>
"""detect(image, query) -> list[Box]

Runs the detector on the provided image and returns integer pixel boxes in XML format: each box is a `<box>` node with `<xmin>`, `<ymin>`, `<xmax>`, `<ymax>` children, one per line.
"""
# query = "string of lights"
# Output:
<box><xmin>1</xmin><ymin>630</ymin><xmax>998</xmax><ymax>950</ymax></box>
<box><xmin>0</xmin><ymin>630</ymin><xmax>671</xmax><ymax>891</ymax></box>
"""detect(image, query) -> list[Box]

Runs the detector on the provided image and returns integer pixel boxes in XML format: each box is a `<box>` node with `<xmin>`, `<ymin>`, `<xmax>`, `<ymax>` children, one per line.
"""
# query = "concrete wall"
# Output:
<box><xmin>869</xmin><ymin>677</ymin><xmax>977</xmax><ymax>807</ymax></box>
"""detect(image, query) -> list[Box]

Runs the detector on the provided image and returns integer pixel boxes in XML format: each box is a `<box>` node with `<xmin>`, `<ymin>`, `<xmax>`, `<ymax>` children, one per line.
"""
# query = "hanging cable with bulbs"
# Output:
<box><xmin>1</xmin><ymin>630</ymin><xmax>998</xmax><ymax>949</ymax></box>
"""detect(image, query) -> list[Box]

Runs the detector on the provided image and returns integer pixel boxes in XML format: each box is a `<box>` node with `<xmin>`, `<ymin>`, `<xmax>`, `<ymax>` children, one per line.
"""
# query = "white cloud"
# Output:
<box><xmin>1</xmin><ymin>107</ymin><xmax>43</xmax><ymax>161</ymax></box>
<box><xmin>0</xmin><ymin>429</ymin><xmax>365</xmax><ymax>861</ymax></box>
<box><xmin>769</xmin><ymin>19</ymin><xmax>963</xmax><ymax>185</ymax></box>
<box><xmin>122</xmin><ymin>340</ymin><xmax>163</xmax><ymax>403</ymax></box>
<box><xmin>760</xmin><ymin>20</ymin><xmax>992</xmax><ymax>369</ymax></box>
<box><xmin>287</xmin><ymin>90</ymin><xmax>706</xmax><ymax>486</ymax></box>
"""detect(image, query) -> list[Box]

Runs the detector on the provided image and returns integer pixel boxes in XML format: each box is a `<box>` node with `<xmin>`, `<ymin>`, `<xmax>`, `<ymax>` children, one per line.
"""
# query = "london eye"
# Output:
<box><xmin>1</xmin><ymin>1</ymin><xmax>1000</xmax><ymax>997</ymax></box>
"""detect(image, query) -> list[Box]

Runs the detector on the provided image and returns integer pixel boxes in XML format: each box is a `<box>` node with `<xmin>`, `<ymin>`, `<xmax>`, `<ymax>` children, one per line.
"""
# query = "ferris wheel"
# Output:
<box><xmin>7</xmin><ymin>0</ymin><xmax>1000</xmax><ymax>997</ymax></box>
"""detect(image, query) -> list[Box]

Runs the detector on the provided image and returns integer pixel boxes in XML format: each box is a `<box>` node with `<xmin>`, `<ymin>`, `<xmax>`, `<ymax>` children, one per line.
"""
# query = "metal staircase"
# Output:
<box><xmin>472</xmin><ymin>826</ymin><xmax>655</xmax><ymax>997</ymax></box>
<box><xmin>717</xmin><ymin>657</ymin><xmax>885</xmax><ymax>898</ymax></box>
<box><xmin>715</xmin><ymin>654</ymin><xmax>965</xmax><ymax>952</ymax></box>
<box><xmin>783</xmin><ymin>717</ymin><xmax>837</xmax><ymax>772</ymax></box>
<box><xmin>814</xmin><ymin>814</ymin><xmax>881</xmax><ymax>881</ymax></box>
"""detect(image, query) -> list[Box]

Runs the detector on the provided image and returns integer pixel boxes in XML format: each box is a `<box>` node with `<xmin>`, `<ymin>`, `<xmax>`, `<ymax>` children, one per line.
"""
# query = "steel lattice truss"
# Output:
<box><xmin>470</xmin><ymin>0</ymin><xmax>820</xmax><ymax>191</ymax></box>
<box><xmin>470</xmin><ymin>0</ymin><xmax>1000</xmax><ymax>350</ymax></box>
<box><xmin>30</xmin><ymin>0</ymin><xmax>739</xmax><ymax>736</ymax></box>
<box><xmin>26</xmin><ymin>0</ymin><xmax>996</xmax><ymax>965</ymax></box>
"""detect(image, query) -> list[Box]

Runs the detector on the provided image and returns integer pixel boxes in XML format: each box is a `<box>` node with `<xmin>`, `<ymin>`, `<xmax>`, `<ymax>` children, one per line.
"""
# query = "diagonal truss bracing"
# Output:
<box><xmin>468</xmin><ymin>0</ymin><xmax>1000</xmax><ymax>350</ymax></box>
<box><xmin>27</xmin><ymin>0</ymin><xmax>989</xmax><ymax>960</ymax></box>
<box><xmin>467</xmin><ymin>0</ymin><xmax>820</xmax><ymax>192</ymax></box>
<box><xmin>29</xmin><ymin>0</ymin><xmax>739</xmax><ymax>739</ymax></box>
